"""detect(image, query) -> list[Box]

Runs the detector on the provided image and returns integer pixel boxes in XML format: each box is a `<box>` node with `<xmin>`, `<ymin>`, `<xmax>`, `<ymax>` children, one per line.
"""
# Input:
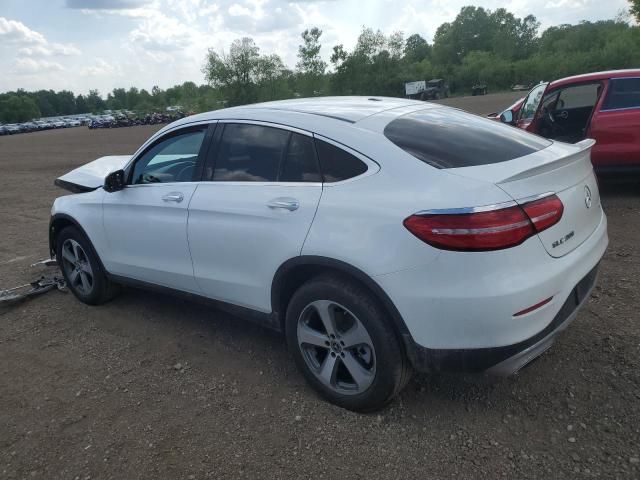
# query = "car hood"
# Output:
<box><xmin>56</xmin><ymin>155</ymin><xmax>130</xmax><ymax>191</ymax></box>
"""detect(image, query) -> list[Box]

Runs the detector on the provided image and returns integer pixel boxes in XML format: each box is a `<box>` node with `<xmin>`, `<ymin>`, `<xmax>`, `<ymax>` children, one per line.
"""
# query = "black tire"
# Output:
<box><xmin>56</xmin><ymin>226</ymin><xmax>119</xmax><ymax>305</ymax></box>
<box><xmin>285</xmin><ymin>274</ymin><xmax>412</xmax><ymax>412</ymax></box>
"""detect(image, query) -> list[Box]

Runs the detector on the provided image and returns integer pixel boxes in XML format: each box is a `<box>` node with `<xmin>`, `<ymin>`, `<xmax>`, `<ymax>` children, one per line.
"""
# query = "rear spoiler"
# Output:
<box><xmin>498</xmin><ymin>139</ymin><xmax>596</xmax><ymax>184</ymax></box>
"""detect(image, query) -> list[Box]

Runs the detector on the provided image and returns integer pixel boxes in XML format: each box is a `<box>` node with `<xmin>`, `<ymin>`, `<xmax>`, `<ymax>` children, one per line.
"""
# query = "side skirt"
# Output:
<box><xmin>108</xmin><ymin>274</ymin><xmax>282</xmax><ymax>332</ymax></box>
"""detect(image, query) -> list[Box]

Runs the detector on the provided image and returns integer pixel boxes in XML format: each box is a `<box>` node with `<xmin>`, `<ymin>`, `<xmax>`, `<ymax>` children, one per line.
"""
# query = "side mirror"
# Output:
<box><xmin>499</xmin><ymin>109</ymin><xmax>515</xmax><ymax>124</ymax></box>
<box><xmin>104</xmin><ymin>169</ymin><xmax>125</xmax><ymax>192</ymax></box>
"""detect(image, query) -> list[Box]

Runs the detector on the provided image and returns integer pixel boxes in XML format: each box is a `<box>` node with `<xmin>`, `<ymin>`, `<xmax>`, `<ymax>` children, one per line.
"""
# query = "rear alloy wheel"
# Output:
<box><xmin>297</xmin><ymin>300</ymin><xmax>376</xmax><ymax>395</ymax></box>
<box><xmin>286</xmin><ymin>274</ymin><xmax>411</xmax><ymax>411</ymax></box>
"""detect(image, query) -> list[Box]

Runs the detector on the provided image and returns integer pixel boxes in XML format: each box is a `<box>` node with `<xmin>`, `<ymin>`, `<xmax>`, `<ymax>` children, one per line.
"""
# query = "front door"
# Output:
<box><xmin>516</xmin><ymin>82</ymin><xmax>548</xmax><ymax>132</ymax></box>
<box><xmin>102</xmin><ymin>125</ymin><xmax>211</xmax><ymax>293</ymax></box>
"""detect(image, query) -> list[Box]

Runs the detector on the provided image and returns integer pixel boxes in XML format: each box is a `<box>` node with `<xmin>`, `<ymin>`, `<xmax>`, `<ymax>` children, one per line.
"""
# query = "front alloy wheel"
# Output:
<box><xmin>297</xmin><ymin>300</ymin><xmax>376</xmax><ymax>395</ymax></box>
<box><xmin>60</xmin><ymin>238</ymin><xmax>94</xmax><ymax>295</ymax></box>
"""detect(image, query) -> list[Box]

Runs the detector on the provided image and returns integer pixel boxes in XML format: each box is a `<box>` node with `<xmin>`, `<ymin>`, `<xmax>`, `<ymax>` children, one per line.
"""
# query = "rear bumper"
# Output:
<box><xmin>401</xmin><ymin>264</ymin><xmax>599</xmax><ymax>374</ymax></box>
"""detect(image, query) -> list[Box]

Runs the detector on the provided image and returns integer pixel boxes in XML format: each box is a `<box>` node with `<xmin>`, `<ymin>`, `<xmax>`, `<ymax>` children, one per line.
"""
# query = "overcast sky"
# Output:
<box><xmin>0</xmin><ymin>0</ymin><xmax>630</xmax><ymax>95</ymax></box>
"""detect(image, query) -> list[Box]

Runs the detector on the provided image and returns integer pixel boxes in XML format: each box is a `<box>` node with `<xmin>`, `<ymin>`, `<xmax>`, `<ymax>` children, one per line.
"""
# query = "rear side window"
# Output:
<box><xmin>315</xmin><ymin>139</ymin><xmax>367</xmax><ymax>182</ymax></box>
<box><xmin>602</xmin><ymin>78</ymin><xmax>640</xmax><ymax>110</ymax></box>
<box><xmin>280</xmin><ymin>133</ymin><xmax>321</xmax><ymax>182</ymax></box>
<box><xmin>384</xmin><ymin>109</ymin><xmax>552</xmax><ymax>169</ymax></box>
<box><xmin>213</xmin><ymin>124</ymin><xmax>289</xmax><ymax>181</ymax></box>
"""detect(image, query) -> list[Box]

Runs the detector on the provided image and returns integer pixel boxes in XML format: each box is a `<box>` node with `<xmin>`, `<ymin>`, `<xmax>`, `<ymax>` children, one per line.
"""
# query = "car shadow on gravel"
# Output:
<box><xmin>101</xmin><ymin>285</ymin><xmax>518</xmax><ymax>413</ymax></box>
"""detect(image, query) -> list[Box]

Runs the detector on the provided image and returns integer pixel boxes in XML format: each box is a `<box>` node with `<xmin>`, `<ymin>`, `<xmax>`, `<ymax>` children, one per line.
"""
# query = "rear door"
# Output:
<box><xmin>187</xmin><ymin>121</ymin><xmax>322</xmax><ymax>312</ymax></box>
<box><xmin>588</xmin><ymin>77</ymin><xmax>640</xmax><ymax>170</ymax></box>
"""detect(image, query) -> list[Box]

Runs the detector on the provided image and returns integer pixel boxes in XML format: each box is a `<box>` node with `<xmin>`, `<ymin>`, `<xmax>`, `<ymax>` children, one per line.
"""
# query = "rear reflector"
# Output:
<box><xmin>513</xmin><ymin>296</ymin><xmax>553</xmax><ymax>316</ymax></box>
<box><xmin>404</xmin><ymin>194</ymin><xmax>564</xmax><ymax>252</ymax></box>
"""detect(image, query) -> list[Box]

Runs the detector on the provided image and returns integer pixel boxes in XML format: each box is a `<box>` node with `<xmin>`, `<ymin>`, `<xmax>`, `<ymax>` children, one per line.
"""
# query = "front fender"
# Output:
<box><xmin>49</xmin><ymin>188</ymin><xmax>106</xmax><ymax>261</ymax></box>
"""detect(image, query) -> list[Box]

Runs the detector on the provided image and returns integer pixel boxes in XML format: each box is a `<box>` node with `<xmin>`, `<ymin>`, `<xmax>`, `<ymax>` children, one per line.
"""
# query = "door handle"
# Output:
<box><xmin>162</xmin><ymin>192</ymin><xmax>184</xmax><ymax>203</ymax></box>
<box><xmin>267</xmin><ymin>197</ymin><xmax>299</xmax><ymax>211</ymax></box>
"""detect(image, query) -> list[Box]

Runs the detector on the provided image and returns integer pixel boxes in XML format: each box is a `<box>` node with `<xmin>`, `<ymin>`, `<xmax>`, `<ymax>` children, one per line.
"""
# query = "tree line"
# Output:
<box><xmin>1</xmin><ymin>5</ymin><xmax>639</xmax><ymax>123</ymax></box>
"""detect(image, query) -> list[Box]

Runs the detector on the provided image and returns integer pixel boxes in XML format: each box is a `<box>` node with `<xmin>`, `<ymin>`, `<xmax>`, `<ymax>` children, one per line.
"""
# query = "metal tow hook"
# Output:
<box><xmin>0</xmin><ymin>258</ymin><xmax>66</xmax><ymax>312</ymax></box>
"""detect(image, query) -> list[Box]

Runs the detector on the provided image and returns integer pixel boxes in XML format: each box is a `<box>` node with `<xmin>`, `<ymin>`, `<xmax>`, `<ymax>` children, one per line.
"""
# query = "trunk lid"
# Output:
<box><xmin>449</xmin><ymin>139</ymin><xmax>602</xmax><ymax>257</ymax></box>
<box><xmin>56</xmin><ymin>155</ymin><xmax>130</xmax><ymax>190</ymax></box>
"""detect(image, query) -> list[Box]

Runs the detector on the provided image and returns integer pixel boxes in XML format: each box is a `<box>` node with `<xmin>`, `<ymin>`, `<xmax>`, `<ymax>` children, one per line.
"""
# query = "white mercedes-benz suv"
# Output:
<box><xmin>50</xmin><ymin>97</ymin><xmax>607</xmax><ymax>411</ymax></box>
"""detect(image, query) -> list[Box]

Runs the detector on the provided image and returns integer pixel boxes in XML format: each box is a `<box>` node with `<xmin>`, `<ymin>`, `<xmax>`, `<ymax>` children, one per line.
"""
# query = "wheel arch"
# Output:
<box><xmin>271</xmin><ymin>256</ymin><xmax>410</xmax><ymax>338</ymax></box>
<box><xmin>49</xmin><ymin>213</ymin><xmax>107</xmax><ymax>273</ymax></box>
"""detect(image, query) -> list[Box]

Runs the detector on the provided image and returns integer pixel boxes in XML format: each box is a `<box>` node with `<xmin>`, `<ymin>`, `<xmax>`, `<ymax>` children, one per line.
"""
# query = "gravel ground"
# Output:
<box><xmin>1</xmin><ymin>93</ymin><xmax>639</xmax><ymax>479</ymax></box>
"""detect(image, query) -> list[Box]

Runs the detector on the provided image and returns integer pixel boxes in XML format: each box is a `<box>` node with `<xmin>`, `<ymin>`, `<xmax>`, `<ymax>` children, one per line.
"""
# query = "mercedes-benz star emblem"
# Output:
<box><xmin>584</xmin><ymin>185</ymin><xmax>592</xmax><ymax>209</ymax></box>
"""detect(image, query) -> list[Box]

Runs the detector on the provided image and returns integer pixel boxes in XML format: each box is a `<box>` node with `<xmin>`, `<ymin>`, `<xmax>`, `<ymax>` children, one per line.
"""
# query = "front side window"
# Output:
<box><xmin>131</xmin><ymin>128</ymin><xmax>206</xmax><ymax>184</ymax></box>
<box><xmin>602</xmin><ymin>78</ymin><xmax>640</xmax><ymax>110</ymax></box>
<box><xmin>520</xmin><ymin>83</ymin><xmax>548</xmax><ymax>120</ymax></box>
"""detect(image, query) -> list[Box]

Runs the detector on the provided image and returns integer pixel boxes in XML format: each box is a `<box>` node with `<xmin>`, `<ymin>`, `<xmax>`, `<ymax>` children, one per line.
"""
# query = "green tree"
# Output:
<box><xmin>0</xmin><ymin>95</ymin><xmax>40</xmax><ymax>123</ymax></box>
<box><xmin>296</xmin><ymin>27</ymin><xmax>327</xmax><ymax>96</ymax></box>
<box><xmin>404</xmin><ymin>34</ymin><xmax>430</xmax><ymax>63</ymax></box>
<box><xmin>203</xmin><ymin>37</ymin><xmax>288</xmax><ymax>106</ymax></box>
<box><xmin>630</xmin><ymin>0</ymin><xmax>640</xmax><ymax>22</ymax></box>
<box><xmin>85</xmin><ymin>90</ymin><xmax>105</xmax><ymax>113</ymax></box>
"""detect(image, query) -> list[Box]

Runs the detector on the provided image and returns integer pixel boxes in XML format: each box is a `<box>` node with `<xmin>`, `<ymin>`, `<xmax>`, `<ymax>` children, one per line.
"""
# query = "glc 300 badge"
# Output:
<box><xmin>552</xmin><ymin>231</ymin><xmax>575</xmax><ymax>249</ymax></box>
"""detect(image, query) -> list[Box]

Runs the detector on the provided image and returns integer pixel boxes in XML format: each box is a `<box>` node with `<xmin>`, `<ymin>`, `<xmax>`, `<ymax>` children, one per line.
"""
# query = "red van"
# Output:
<box><xmin>496</xmin><ymin>70</ymin><xmax>640</xmax><ymax>174</ymax></box>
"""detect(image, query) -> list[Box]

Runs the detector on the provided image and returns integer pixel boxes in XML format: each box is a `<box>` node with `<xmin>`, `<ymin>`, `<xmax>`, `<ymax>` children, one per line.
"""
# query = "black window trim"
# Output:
<box><xmin>124</xmin><ymin>122</ymin><xmax>217</xmax><ymax>186</ymax></box>
<box><xmin>600</xmin><ymin>76</ymin><xmax>640</xmax><ymax>113</ymax></box>
<box><xmin>203</xmin><ymin>119</ymin><xmax>324</xmax><ymax>186</ymax></box>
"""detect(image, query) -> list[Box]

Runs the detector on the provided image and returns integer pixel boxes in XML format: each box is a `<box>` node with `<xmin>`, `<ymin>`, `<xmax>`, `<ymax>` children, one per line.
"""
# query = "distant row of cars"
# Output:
<box><xmin>88</xmin><ymin>112</ymin><xmax>186</xmax><ymax>129</ymax></box>
<box><xmin>0</xmin><ymin>111</ymin><xmax>187</xmax><ymax>135</ymax></box>
<box><xmin>0</xmin><ymin>117</ymin><xmax>89</xmax><ymax>135</ymax></box>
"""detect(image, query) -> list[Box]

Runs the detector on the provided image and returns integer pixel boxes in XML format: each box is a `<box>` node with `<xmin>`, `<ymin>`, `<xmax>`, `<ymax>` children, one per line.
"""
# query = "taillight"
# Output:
<box><xmin>521</xmin><ymin>195</ymin><xmax>564</xmax><ymax>232</ymax></box>
<box><xmin>404</xmin><ymin>195</ymin><xmax>564</xmax><ymax>252</ymax></box>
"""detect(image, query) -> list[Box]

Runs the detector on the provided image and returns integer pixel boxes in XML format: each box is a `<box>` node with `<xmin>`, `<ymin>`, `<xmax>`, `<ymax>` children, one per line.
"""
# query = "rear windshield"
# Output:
<box><xmin>384</xmin><ymin>108</ymin><xmax>551</xmax><ymax>168</ymax></box>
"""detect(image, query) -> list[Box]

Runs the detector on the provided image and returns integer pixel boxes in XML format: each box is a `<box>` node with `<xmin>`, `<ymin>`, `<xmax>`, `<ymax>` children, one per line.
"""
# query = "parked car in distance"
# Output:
<box><xmin>21</xmin><ymin>121</ymin><xmax>38</xmax><ymax>132</ymax></box>
<box><xmin>494</xmin><ymin>69</ymin><xmax>640</xmax><ymax>174</ymax></box>
<box><xmin>4</xmin><ymin>124</ymin><xmax>23</xmax><ymax>134</ymax></box>
<box><xmin>50</xmin><ymin>97</ymin><xmax>607</xmax><ymax>411</ymax></box>
<box><xmin>0</xmin><ymin>125</ymin><xmax>7</xmax><ymax>135</ymax></box>
<box><xmin>472</xmin><ymin>83</ymin><xmax>488</xmax><ymax>96</ymax></box>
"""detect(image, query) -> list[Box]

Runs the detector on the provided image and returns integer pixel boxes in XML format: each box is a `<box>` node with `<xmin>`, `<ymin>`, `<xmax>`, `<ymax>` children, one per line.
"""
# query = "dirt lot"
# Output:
<box><xmin>1</xmin><ymin>93</ymin><xmax>639</xmax><ymax>479</ymax></box>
